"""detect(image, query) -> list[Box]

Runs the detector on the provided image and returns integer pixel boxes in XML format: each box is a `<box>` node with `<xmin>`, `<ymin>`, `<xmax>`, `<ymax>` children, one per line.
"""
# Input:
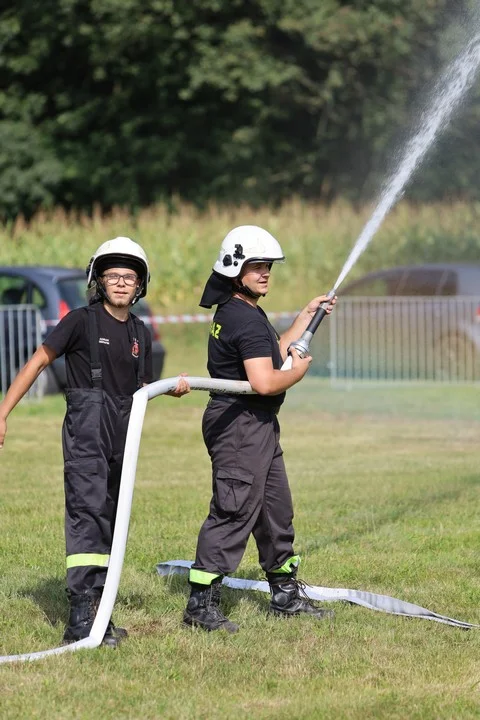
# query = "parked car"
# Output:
<box><xmin>340</xmin><ymin>263</ymin><xmax>480</xmax><ymax>298</ymax></box>
<box><xmin>0</xmin><ymin>266</ymin><xmax>166</xmax><ymax>393</ymax></box>
<box><xmin>332</xmin><ymin>263</ymin><xmax>480</xmax><ymax>381</ymax></box>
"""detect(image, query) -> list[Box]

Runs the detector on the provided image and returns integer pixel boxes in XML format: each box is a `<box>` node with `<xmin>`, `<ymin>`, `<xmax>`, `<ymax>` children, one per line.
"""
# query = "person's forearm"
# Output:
<box><xmin>279</xmin><ymin>308</ymin><xmax>314</xmax><ymax>359</ymax></box>
<box><xmin>248</xmin><ymin>367</ymin><xmax>305</xmax><ymax>396</ymax></box>
<box><xmin>0</xmin><ymin>352</ymin><xmax>50</xmax><ymax>418</ymax></box>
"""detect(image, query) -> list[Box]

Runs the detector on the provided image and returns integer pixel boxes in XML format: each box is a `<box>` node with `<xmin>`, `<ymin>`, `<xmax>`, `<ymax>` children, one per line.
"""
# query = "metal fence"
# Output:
<box><xmin>2</xmin><ymin>298</ymin><xmax>480</xmax><ymax>396</ymax></box>
<box><xmin>0</xmin><ymin>304</ymin><xmax>44</xmax><ymax>397</ymax></box>
<box><xmin>328</xmin><ymin>296</ymin><xmax>480</xmax><ymax>383</ymax></box>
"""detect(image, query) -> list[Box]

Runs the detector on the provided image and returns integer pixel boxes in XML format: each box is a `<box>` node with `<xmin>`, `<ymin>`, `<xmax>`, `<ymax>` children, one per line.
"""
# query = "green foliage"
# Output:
<box><xmin>0</xmin><ymin>121</ymin><xmax>62</xmax><ymax>221</ymax></box>
<box><xmin>0</xmin><ymin>1</ymin><xmax>477</xmax><ymax>219</ymax></box>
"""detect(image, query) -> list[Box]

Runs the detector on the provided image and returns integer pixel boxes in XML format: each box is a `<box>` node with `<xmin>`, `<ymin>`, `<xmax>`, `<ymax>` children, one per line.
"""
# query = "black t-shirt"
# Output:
<box><xmin>44</xmin><ymin>304</ymin><xmax>153</xmax><ymax>397</ymax></box>
<box><xmin>207</xmin><ymin>297</ymin><xmax>286</xmax><ymax>409</ymax></box>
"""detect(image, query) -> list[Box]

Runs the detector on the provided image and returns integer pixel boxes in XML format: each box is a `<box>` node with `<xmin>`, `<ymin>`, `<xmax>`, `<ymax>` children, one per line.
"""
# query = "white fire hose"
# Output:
<box><xmin>0</xmin><ymin>377</ymin><xmax>253</xmax><ymax>664</ymax></box>
<box><xmin>1</xmin><ymin>376</ymin><xmax>477</xmax><ymax>664</ymax></box>
<box><xmin>157</xmin><ymin>561</ymin><xmax>478</xmax><ymax>629</ymax></box>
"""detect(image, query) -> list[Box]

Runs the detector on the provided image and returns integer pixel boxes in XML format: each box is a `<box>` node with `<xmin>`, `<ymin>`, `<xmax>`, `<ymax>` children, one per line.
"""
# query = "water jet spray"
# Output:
<box><xmin>282</xmin><ymin>33</ymin><xmax>480</xmax><ymax>371</ymax></box>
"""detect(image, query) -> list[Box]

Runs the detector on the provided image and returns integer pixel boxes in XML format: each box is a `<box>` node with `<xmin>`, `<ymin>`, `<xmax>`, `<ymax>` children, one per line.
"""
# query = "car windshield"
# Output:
<box><xmin>58</xmin><ymin>277</ymin><xmax>90</xmax><ymax>309</ymax></box>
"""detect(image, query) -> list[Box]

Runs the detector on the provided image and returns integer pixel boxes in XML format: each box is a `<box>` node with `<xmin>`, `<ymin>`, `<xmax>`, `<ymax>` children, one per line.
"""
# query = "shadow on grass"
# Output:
<box><xmin>17</xmin><ymin>578</ymin><xmax>140</xmax><ymax>628</ymax></box>
<box><xmin>18</xmin><ymin>577</ymin><xmax>67</xmax><ymax>626</ymax></box>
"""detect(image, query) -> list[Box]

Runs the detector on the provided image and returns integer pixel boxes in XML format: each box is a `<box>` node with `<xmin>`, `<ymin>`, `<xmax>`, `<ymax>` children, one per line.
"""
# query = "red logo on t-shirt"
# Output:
<box><xmin>132</xmin><ymin>338</ymin><xmax>140</xmax><ymax>358</ymax></box>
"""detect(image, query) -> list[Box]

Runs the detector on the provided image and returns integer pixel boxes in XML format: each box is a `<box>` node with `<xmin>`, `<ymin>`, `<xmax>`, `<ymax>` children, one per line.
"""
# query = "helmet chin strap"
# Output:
<box><xmin>235</xmin><ymin>284</ymin><xmax>264</xmax><ymax>300</ymax></box>
<box><xmin>95</xmin><ymin>278</ymin><xmax>108</xmax><ymax>304</ymax></box>
<box><xmin>129</xmin><ymin>285</ymin><xmax>143</xmax><ymax>305</ymax></box>
<box><xmin>235</xmin><ymin>285</ymin><xmax>262</xmax><ymax>300</ymax></box>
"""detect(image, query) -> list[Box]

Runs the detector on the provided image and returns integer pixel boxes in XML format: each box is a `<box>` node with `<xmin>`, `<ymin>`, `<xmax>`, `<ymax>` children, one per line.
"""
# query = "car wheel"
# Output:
<box><xmin>436</xmin><ymin>334</ymin><xmax>480</xmax><ymax>381</ymax></box>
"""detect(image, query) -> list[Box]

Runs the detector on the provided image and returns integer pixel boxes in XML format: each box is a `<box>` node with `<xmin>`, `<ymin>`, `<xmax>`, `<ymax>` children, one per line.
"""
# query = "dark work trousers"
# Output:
<box><xmin>62</xmin><ymin>388</ymin><xmax>132</xmax><ymax>594</ymax></box>
<box><xmin>193</xmin><ymin>397</ymin><xmax>295</xmax><ymax>577</ymax></box>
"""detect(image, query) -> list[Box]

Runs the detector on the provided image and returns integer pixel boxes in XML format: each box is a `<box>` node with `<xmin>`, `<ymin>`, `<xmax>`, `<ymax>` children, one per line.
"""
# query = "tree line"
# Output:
<box><xmin>0</xmin><ymin>0</ymin><xmax>478</xmax><ymax>221</ymax></box>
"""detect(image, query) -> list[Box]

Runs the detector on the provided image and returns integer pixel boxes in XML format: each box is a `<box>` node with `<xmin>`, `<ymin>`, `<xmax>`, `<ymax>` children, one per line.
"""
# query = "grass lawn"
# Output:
<box><xmin>1</xmin><ymin>378</ymin><xmax>480</xmax><ymax>719</ymax></box>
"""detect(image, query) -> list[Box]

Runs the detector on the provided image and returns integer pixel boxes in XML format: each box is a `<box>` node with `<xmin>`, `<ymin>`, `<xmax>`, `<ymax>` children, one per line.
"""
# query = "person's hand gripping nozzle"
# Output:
<box><xmin>281</xmin><ymin>290</ymin><xmax>336</xmax><ymax>371</ymax></box>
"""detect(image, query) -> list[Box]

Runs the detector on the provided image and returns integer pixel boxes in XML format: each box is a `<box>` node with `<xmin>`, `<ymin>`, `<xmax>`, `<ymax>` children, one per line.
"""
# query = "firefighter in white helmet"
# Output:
<box><xmin>0</xmin><ymin>237</ymin><xmax>189</xmax><ymax>646</ymax></box>
<box><xmin>183</xmin><ymin>225</ymin><xmax>336</xmax><ymax>633</ymax></box>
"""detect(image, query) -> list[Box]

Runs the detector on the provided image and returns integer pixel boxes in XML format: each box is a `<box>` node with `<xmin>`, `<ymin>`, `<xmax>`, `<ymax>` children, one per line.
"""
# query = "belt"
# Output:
<box><xmin>209</xmin><ymin>393</ymin><xmax>281</xmax><ymax>415</ymax></box>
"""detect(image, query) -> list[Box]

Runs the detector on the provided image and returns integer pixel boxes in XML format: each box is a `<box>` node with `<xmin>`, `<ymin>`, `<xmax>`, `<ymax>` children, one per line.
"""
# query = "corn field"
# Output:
<box><xmin>2</xmin><ymin>200</ymin><xmax>480</xmax><ymax>313</ymax></box>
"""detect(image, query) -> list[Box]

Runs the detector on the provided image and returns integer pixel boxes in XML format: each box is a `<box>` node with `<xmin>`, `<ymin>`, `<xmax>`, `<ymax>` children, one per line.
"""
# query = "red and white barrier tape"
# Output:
<box><xmin>152</xmin><ymin>311</ymin><xmax>297</xmax><ymax>325</ymax></box>
<box><xmin>44</xmin><ymin>311</ymin><xmax>297</xmax><ymax>328</ymax></box>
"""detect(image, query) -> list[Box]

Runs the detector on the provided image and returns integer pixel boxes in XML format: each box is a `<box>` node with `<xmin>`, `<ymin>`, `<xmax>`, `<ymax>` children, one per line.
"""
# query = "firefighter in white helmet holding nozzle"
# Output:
<box><xmin>0</xmin><ymin>237</ymin><xmax>189</xmax><ymax>646</ymax></box>
<box><xmin>183</xmin><ymin>225</ymin><xmax>336</xmax><ymax>633</ymax></box>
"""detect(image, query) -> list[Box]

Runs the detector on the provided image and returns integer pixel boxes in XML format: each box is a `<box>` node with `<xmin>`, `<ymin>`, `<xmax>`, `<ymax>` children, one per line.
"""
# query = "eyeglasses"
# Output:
<box><xmin>102</xmin><ymin>273</ymin><xmax>139</xmax><ymax>287</ymax></box>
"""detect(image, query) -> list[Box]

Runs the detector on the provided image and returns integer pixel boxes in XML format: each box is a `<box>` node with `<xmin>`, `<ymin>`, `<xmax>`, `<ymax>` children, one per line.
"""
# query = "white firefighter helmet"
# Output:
<box><xmin>86</xmin><ymin>236</ymin><xmax>150</xmax><ymax>300</ymax></box>
<box><xmin>213</xmin><ymin>226</ymin><xmax>285</xmax><ymax>278</ymax></box>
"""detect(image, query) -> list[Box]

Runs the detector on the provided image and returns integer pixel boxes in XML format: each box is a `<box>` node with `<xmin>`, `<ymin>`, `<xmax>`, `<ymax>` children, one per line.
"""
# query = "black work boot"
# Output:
<box><xmin>63</xmin><ymin>591</ymin><xmax>124</xmax><ymax>647</ymax></box>
<box><xmin>183</xmin><ymin>580</ymin><xmax>239</xmax><ymax>633</ymax></box>
<box><xmin>267</xmin><ymin>573</ymin><xmax>334</xmax><ymax>620</ymax></box>
<box><xmin>107</xmin><ymin>619</ymin><xmax>128</xmax><ymax>640</ymax></box>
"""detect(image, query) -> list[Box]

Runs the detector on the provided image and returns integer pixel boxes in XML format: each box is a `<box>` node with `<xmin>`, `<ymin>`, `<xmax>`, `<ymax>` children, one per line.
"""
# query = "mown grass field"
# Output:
<box><xmin>2</xmin><ymin>372</ymin><xmax>480</xmax><ymax>719</ymax></box>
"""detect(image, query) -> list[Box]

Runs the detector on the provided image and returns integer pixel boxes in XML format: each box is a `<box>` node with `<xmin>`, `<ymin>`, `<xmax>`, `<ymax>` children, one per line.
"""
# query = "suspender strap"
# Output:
<box><xmin>87</xmin><ymin>305</ymin><xmax>103</xmax><ymax>389</ymax></box>
<box><xmin>133</xmin><ymin>316</ymin><xmax>146</xmax><ymax>389</ymax></box>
